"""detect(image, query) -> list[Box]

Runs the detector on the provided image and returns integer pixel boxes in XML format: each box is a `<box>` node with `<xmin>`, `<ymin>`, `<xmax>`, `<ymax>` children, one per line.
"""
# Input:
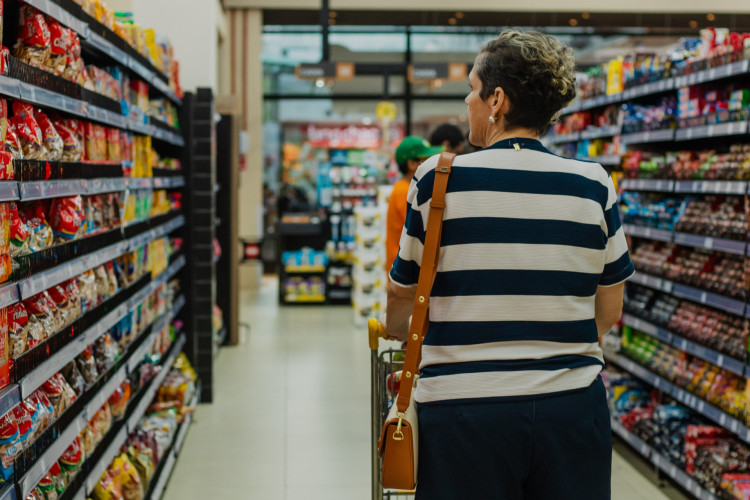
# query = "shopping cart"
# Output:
<box><xmin>368</xmin><ymin>318</ymin><xmax>416</xmax><ymax>500</ymax></box>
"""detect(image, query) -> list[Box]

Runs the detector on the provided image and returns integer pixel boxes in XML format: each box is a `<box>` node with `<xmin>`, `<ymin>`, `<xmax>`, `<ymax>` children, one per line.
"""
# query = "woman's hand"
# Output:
<box><xmin>385</xmin><ymin>280</ymin><xmax>417</xmax><ymax>342</ymax></box>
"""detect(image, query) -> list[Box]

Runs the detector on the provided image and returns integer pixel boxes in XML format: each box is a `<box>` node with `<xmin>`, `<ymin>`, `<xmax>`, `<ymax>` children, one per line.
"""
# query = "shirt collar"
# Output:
<box><xmin>483</xmin><ymin>137</ymin><xmax>551</xmax><ymax>154</ymax></box>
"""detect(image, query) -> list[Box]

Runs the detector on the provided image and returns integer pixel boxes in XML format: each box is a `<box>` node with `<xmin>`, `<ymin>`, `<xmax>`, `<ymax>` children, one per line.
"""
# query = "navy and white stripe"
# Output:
<box><xmin>389</xmin><ymin>137</ymin><xmax>634</xmax><ymax>404</ymax></box>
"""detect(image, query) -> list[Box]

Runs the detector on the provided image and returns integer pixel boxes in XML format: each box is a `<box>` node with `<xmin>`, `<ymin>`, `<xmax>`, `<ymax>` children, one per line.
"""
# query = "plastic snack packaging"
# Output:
<box><xmin>77</xmin><ymin>269</ymin><xmax>97</xmax><ymax>313</ymax></box>
<box><xmin>48</xmin><ymin>462</ymin><xmax>67</xmax><ymax>495</ymax></box>
<box><xmin>27</xmin><ymin>393</ymin><xmax>50</xmax><ymax>436</ymax></box>
<box><xmin>25</xmin><ymin>489</ymin><xmax>39</xmax><ymax>500</ymax></box>
<box><xmin>21</xmin><ymin>201</ymin><xmax>53</xmax><ymax>252</ymax></box>
<box><xmin>36</xmin><ymin>471</ymin><xmax>58</xmax><ymax>500</ymax></box>
<box><xmin>40</xmin><ymin>375</ymin><xmax>64</xmax><ymax>418</ymax></box>
<box><xmin>62</xmin><ymin>361</ymin><xmax>85</xmax><ymax>396</ymax></box>
<box><xmin>48</xmin><ymin>196</ymin><xmax>84</xmax><ymax>243</ymax></box>
<box><xmin>126</xmin><ymin>446</ymin><xmax>151</xmax><ymax>492</ymax></box>
<box><xmin>33</xmin><ymin>109</ymin><xmax>63</xmax><ymax>161</ymax></box>
<box><xmin>59</xmin><ymin>436</ymin><xmax>83</xmax><ymax>480</ymax></box>
<box><xmin>79</xmin><ymin>425</ymin><xmax>95</xmax><ymax>460</ymax></box>
<box><xmin>93</xmin><ymin>333</ymin><xmax>118</xmax><ymax>373</ymax></box>
<box><xmin>12</xmin><ymin>402</ymin><xmax>32</xmax><ymax>449</ymax></box>
<box><xmin>92</xmin><ymin>468</ymin><xmax>122</xmax><ymax>500</ymax></box>
<box><xmin>108</xmin><ymin>385</ymin><xmax>126</xmax><ymax>420</ymax></box>
<box><xmin>47</xmin><ymin>285</ymin><xmax>72</xmax><ymax>327</ymax></box>
<box><xmin>41</xmin><ymin>290</ymin><xmax>63</xmax><ymax>332</ymax></box>
<box><xmin>44</xmin><ymin>17</ymin><xmax>67</xmax><ymax>76</ymax></box>
<box><xmin>14</xmin><ymin>5</ymin><xmax>50</xmax><ymax>70</ymax></box>
<box><xmin>52</xmin><ymin>120</ymin><xmax>82</xmax><ymax>162</ymax></box>
<box><xmin>9</xmin><ymin>202</ymin><xmax>29</xmax><ymax>257</ymax></box>
<box><xmin>0</xmin><ymin>99</ymin><xmax>7</xmax><ymax>149</ymax></box>
<box><xmin>63</xmin><ymin>279</ymin><xmax>81</xmax><ymax>320</ymax></box>
<box><xmin>0</xmin><ymin>411</ymin><xmax>21</xmax><ymax>484</ymax></box>
<box><xmin>31</xmin><ymin>390</ymin><xmax>54</xmax><ymax>430</ymax></box>
<box><xmin>56</xmin><ymin>372</ymin><xmax>77</xmax><ymax>408</ymax></box>
<box><xmin>106</xmin><ymin>261</ymin><xmax>119</xmax><ymax>296</ymax></box>
<box><xmin>76</xmin><ymin>347</ymin><xmax>99</xmax><ymax>389</ymax></box>
<box><xmin>8</xmin><ymin>302</ymin><xmax>28</xmax><ymax>358</ymax></box>
<box><xmin>5</xmin><ymin>123</ymin><xmax>23</xmax><ymax>160</ymax></box>
<box><xmin>94</xmin><ymin>265</ymin><xmax>109</xmax><ymax>303</ymax></box>
<box><xmin>24</xmin><ymin>293</ymin><xmax>56</xmax><ymax>340</ymax></box>
<box><xmin>107</xmin><ymin>128</ymin><xmax>121</xmax><ymax>162</ymax></box>
<box><xmin>10</xmin><ymin>102</ymin><xmax>46</xmax><ymax>160</ymax></box>
<box><xmin>114</xmin><ymin>454</ymin><xmax>144</xmax><ymax>500</ymax></box>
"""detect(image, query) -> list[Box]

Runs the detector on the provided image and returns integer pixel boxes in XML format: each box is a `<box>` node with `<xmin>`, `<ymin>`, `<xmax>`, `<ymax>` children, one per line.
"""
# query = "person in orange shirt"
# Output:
<box><xmin>386</xmin><ymin>136</ymin><xmax>443</xmax><ymax>274</ymax></box>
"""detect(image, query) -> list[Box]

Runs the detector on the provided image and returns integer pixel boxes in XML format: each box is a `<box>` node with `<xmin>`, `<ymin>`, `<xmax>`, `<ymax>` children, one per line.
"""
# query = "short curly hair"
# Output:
<box><xmin>476</xmin><ymin>30</ymin><xmax>576</xmax><ymax>136</ymax></box>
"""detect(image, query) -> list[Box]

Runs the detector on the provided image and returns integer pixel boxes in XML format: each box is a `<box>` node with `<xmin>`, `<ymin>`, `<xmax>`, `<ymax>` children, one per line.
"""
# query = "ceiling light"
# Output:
<box><xmin>689</xmin><ymin>20</ymin><xmax>698</xmax><ymax>28</ymax></box>
<box><xmin>581</xmin><ymin>12</ymin><xmax>591</xmax><ymax>20</ymax></box>
<box><xmin>455</xmin><ymin>12</ymin><xmax>464</xmax><ymax>19</ymax></box>
<box><xmin>706</xmin><ymin>13</ymin><xmax>716</xmax><ymax>21</ymax></box>
<box><xmin>315</xmin><ymin>79</ymin><xmax>326</xmax><ymax>88</ymax></box>
<box><xmin>569</xmin><ymin>18</ymin><xmax>579</xmax><ymax>26</ymax></box>
<box><xmin>329</xmin><ymin>11</ymin><xmax>338</xmax><ymax>18</ymax></box>
<box><xmin>448</xmin><ymin>18</ymin><xmax>457</xmax><ymax>25</ymax></box>
<box><xmin>328</xmin><ymin>19</ymin><xmax>336</xmax><ymax>25</ymax></box>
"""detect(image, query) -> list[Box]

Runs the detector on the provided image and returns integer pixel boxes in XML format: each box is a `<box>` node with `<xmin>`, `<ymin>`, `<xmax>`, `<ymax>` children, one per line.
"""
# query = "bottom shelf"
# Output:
<box><xmin>610</xmin><ymin>418</ymin><xmax>719</xmax><ymax>500</ymax></box>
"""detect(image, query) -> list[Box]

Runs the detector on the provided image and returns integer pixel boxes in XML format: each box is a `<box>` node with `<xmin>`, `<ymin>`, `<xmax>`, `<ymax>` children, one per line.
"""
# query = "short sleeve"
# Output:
<box><xmin>389</xmin><ymin>177</ymin><xmax>425</xmax><ymax>287</ymax></box>
<box><xmin>600</xmin><ymin>176</ymin><xmax>635</xmax><ymax>286</ymax></box>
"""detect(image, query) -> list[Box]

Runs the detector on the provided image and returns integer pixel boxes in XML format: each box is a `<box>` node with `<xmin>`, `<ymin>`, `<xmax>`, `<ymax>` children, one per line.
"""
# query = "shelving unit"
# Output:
<box><xmin>0</xmin><ymin>1</ymin><xmax>209</xmax><ymax>497</ymax></box>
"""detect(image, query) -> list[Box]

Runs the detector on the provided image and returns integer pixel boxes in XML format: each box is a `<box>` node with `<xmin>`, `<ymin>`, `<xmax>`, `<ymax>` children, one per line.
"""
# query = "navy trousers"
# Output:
<box><xmin>415</xmin><ymin>377</ymin><xmax>612</xmax><ymax>500</ymax></box>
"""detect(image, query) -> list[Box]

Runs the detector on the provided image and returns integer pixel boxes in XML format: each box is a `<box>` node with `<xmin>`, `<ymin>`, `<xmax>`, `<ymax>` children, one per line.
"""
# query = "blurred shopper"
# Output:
<box><xmin>429</xmin><ymin>123</ymin><xmax>466</xmax><ymax>154</ymax></box>
<box><xmin>385</xmin><ymin>31</ymin><xmax>632</xmax><ymax>499</ymax></box>
<box><xmin>385</xmin><ymin>136</ymin><xmax>443</xmax><ymax>274</ymax></box>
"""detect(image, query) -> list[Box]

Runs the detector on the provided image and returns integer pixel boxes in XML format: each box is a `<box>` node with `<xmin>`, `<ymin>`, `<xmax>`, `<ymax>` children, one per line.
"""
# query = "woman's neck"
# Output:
<box><xmin>485</xmin><ymin>127</ymin><xmax>539</xmax><ymax>148</ymax></box>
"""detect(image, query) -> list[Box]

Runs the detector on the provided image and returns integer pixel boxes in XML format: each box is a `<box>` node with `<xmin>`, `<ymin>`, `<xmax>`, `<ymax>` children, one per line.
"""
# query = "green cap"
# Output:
<box><xmin>395</xmin><ymin>136</ymin><xmax>444</xmax><ymax>166</ymax></box>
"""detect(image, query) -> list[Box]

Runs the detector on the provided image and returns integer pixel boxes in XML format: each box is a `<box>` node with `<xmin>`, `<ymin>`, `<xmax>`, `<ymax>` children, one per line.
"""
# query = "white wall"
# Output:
<box><xmin>108</xmin><ymin>0</ymin><xmax>226</xmax><ymax>92</ymax></box>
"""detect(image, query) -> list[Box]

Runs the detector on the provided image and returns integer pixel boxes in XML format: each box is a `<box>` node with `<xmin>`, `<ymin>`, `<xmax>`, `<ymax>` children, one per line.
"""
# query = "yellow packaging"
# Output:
<box><xmin>606</xmin><ymin>58</ymin><xmax>624</xmax><ymax>95</ymax></box>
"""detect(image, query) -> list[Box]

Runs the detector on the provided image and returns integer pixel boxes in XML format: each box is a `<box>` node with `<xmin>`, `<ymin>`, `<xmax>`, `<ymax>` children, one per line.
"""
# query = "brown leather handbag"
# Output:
<box><xmin>377</xmin><ymin>151</ymin><xmax>455</xmax><ymax>490</ymax></box>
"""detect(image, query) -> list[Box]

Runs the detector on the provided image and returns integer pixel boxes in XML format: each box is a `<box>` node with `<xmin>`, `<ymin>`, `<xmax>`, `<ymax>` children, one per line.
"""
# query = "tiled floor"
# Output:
<box><xmin>163</xmin><ymin>278</ymin><xmax>688</xmax><ymax>500</ymax></box>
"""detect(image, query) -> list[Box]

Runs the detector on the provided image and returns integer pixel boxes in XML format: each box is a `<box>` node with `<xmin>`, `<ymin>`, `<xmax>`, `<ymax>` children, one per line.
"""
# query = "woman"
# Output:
<box><xmin>385</xmin><ymin>30</ymin><xmax>633</xmax><ymax>499</ymax></box>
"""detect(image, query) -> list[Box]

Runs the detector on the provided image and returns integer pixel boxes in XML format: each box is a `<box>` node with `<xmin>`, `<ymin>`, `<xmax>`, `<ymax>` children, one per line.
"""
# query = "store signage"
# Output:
<box><xmin>408</xmin><ymin>63</ymin><xmax>468</xmax><ymax>83</ymax></box>
<box><xmin>303</xmin><ymin>124</ymin><xmax>404</xmax><ymax>149</ymax></box>
<box><xmin>296</xmin><ymin>62</ymin><xmax>355</xmax><ymax>81</ymax></box>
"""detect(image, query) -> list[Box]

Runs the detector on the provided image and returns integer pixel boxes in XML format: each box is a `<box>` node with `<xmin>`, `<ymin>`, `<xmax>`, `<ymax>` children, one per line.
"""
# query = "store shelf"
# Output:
<box><xmin>0</xmin><ymin>385</ymin><xmax>20</xmax><ymax>420</ymax></box>
<box><xmin>621</xmin><ymin>313</ymin><xmax>745</xmax><ymax>376</ymax></box>
<box><xmin>78</xmin><ymin>334</ymin><xmax>186</xmax><ymax>497</ymax></box>
<box><xmin>621</xmin><ymin>129</ymin><xmax>676</xmax><ymax>144</ymax></box>
<box><xmin>629</xmin><ymin>271</ymin><xmax>674</xmax><ymax>294</ymax></box>
<box><xmin>673</xmin><ymin>232</ymin><xmax>746</xmax><ymax>256</ymax></box>
<box><xmin>545</xmin><ymin>132</ymin><xmax>580</xmax><ymax>145</ymax></box>
<box><xmin>0</xmin><ymin>182</ymin><xmax>19</xmax><ymax>201</ymax></box>
<box><xmin>621</xmin><ymin>313</ymin><xmax>673</xmax><ymax>344</ymax></box>
<box><xmin>18</xmin><ymin>214</ymin><xmax>184</xmax><ymax>299</ymax></box>
<box><xmin>674</xmin><ymin>121</ymin><xmax>749</xmax><ymax>141</ymax></box>
<box><xmin>610</xmin><ymin>418</ymin><xmax>720</xmax><ymax>500</ymax></box>
<box><xmin>579</xmin><ymin>154</ymin><xmax>622</xmax><ymax>166</ymax></box>
<box><xmin>580</xmin><ymin>125</ymin><xmax>622</xmax><ymax>140</ymax></box>
<box><xmin>605</xmin><ymin>350</ymin><xmax>750</xmax><ymax>444</ymax></box>
<box><xmin>284</xmin><ymin>267</ymin><xmax>327</xmax><ymax>274</ymax></box>
<box><xmin>673</xmin><ymin>180</ymin><xmax>748</xmax><ymax>195</ymax></box>
<box><xmin>673</xmin><ymin>60</ymin><xmax>750</xmax><ymax>88</ymax></box>
<box><xmin>620</xmin><ymin>179</ymin><xmax>675</xmax><ymax>192</ymax></box>
<box><xmin>622</xmin><ymin>224</ymin><xmax>673</xmax><ymax>243</ymax></box>
<box><xmin>622</xmin><ymin>78</ymin><xmax>676</xmax><ymax>99</ymax></box>
<box><xmin>0</xmin><ymin>484</ymin><xmax>15</xmax><ymax>500</ymax></box>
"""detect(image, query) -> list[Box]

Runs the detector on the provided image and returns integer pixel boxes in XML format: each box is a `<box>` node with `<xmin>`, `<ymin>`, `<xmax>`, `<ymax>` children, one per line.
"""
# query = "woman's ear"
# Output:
<box><xmin>489</xmin><ymin>87</ymin><xmax>506</xmax><ymax>121</ymax></box>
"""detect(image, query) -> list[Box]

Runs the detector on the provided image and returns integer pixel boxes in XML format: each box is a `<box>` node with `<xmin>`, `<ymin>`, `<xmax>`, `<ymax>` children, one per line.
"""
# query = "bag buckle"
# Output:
<box><xmin>438</xmin><ymin>166</ymin><xmax>450</xmax><ymax>173</ymax></box>
<box><xmin>393</xmin><ymin>412</ymin><xmax>406</xmax><ymax>441</ymax></box>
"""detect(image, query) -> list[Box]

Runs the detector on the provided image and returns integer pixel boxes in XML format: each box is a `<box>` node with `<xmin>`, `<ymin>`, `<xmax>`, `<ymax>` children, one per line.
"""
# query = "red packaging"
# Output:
<box><xmin>23</xmin><ymin>292</ymin><xmax>57</xmax><ymax>338</ymax></box>
<box><xmin>0</xmin><ymin>48</ymin><xmax>8</xmax><ymax>77</ymax></box>
<box><xmin>59</xmin><ymin>436</ymin><xmax>83</xmax><ymax>478</ymax></box>
<box><xmin>14</xmin><ymin>6</ymin><xmax>50</xmax><ymax>70</ymax></box>
<box><xmin>8</xmin><ymin>302</ymin><xmax>29</xmax><ymax>358</ymax></box>
<box><xmin>45</xmin><ymin>16</ymin><xmax>66</xmax><ymax>76</ymax></box>
<box><xmin>33</xmin><ymin>108</ymin><xmax>62</xmax><ymax>161</ymax></box>
<box><xmin>0</xmin><ymin>98</ymin><xmax>7</xmax><ymax>147</ymax></box>
<box><xmin>0</xmin><ymin>411</ymin><xmax>21</xmax><ymax>483</ymax></box>
<box><xmin>5</xmin><ymin>123</ymin><xmax>22</xmax><ymax>160</ymax></box>
<box><xmin>52</xmin><ymin>120</ymin><xmax>82</xmax><ymax>162</ymax></box>
<box><xmin>20</xmin><ymin>201</ymin><xmax>53</xmax><ymax>252</ymax></box>
<box><xmin>9</xmin><ymin>201</ymin><xmax>29</xmax><ymax>256</ymax></box>
<box><xmin>11</xmin><ymin>402</ymin><xmax>31</xmax><ymax>448</ymax></box>
<box><xmin>49</xmin><ymin>196</ymin><xmax>83</xmax><ymax>242</ymax></box>
<box><xmin>10</xmin><ymin>103</ymin><xmax>44</xmax><ymax>160</ymax></box>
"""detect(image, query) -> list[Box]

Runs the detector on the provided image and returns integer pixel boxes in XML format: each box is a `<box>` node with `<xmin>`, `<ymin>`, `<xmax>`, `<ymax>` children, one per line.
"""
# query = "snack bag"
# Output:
<box><xmin>106</xmin><ymin>261</ymin><xmax>119</xmax><ymax>296</ymax></box>
<box><xmin>92</xmin><ymin>468</ymin><xmax>122</xmax><ymax>500</ymax></box>
<box><xmin>93</xmin><ymin>333</ymin><xmax>118</xmax><ymax>373</ymax></box>
<box><xmin>0</xmin><ymin>150</ymin><xmax>11</xmax><ymax>181</ymax></box>
<box><xmin>62</xmin><ymin>28</ymin><xmax>81</xmax><ymax>83</ymax></box>
<box><xmin>94</xmin><ymin>265</ymin><xmax>109</xmax><ymax>303</ymax></box>
<box><xmin>10</xmin><ymin>102</ymin><xmax>45</xmax><ymax>160</ymax></box>
<box><xmin>47</xmin><ymin>285</ymin><xmax>71</xmax><ymax>326</ymax></box>
<box><xmin>0</xmin><ymin>411</ymin><xmax>21</xmax><ymax>484</ymax></box>
<box><xmin>52</xmin><ymin>120</ymin><xmax>82</xmax><ymax>162</ymax></box>
<box><xmin>14</xmin><ymin>5</ymin><xmax>50</xmax><ymax>69</ymax></box>
<box><xmin>114</xmin><ymin>454</ymin><xmax>144</xmax><ymax>500</ymax></box>
<box><xmin>27</xmin><ymin>393</ymin><xmax>50</xmax><ymax>436</ymax></box>
<box><xmin>36</xmin><ymin>471</ymin><xmax>58</xmax><ymax>500</ymax></box>
<box><xmin>33</xmin><ymin>109</ymin><xmax>63</xmax><ymax>161</ymax></box>
<box><xmin>45</xmin><ymin>17</ymin><xmax>67</xmax><ymax>76</ymax></box>
<box><xmin>31</xmin><ymin>390</ymin><xmax>53</xmax><ymax>430</ymax></box>
<box><xmin>77</xmin><ymin>269</ymin><xmax>97</xmax><ymax>313</ymax></box>
<box><xmin>76</xmin><ymin>347</ymin><xmax>98</xmax><ymax>389</ymax></box>
<box><xmin>8</xmin><ymin>302</ymin><xmax>29</xmax><ymax>358</ymax></box>
<box><xmin>107</xmin><ymin>128</ymin><xmax>120</xmax><ymax>162</ymax></box>
<box><xmin>79</xmin><ymin>425</ymin><xmax>95</xmax><ymax>460</ymax></box>
<box><xmin>49</xmin><ymin>196</ymin><xmax>83</xmax><ymax>242</ymax></box>
<box><xmin>24</xmin><ymin>293</ymin><xmax>56</xmax><ymax>339</ymax></box>
<box><xmin>54</xmin><ymin>372</ymin><xmax>76</xmax><ymax>409</ymax></box>
<box><xmin>9</xmin><ymin>202</ymin><xmax>29</xmax><ymax>257</ymax></box>
<box><xmin>5</xmin><ymin>123</ymin><xmax>22</xmax><ymax>161</ymax></box>
<box><xmin>20</xmin><ymin>201</ymin><xmax>53</xmax><ymax>252</ymax></box>
<box><xmin>59</xmin><ymin>436</ymin><xmax>83</xmax><ymax>480</ymax></box>
<box><xmin>61</xmin><ymin>361</ymin><xmax>85</xmax><ymax>396</ymax></box>
<box><xmin>48</xmin><ymin>462</ymin><xmax>67</xmax><ymax>495</ymax></box>
<box><xmin>63</xmin><ymin>279</ymin><xmax>81</xmax><ymax>319</ymax></box>
<box><xmin>23</xmin><ymin>398</ymin><xmax>40</xmax><ymax>441</ymax></box>
<box><xmin>12</xmin><ymin>401</ymin><xmax>32</xmax><ymax>449</ymax></box>
<box><xmin>40</xmin><ymin>376</ymin><xmax>64</xmax><ymax>417</ymax></box>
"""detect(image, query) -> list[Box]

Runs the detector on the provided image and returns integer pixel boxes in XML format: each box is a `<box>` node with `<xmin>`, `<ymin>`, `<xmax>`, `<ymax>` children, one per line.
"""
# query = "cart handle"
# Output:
<box><xmin>368</xmin><ymin>318</ymin><xmax>387</xmax><ymax>350</ymax></box>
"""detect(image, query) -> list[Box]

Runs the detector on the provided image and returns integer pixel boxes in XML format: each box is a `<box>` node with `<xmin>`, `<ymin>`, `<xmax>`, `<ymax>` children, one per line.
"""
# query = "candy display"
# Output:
<box><xmin>623</xmin><ymin>145</ymin><xmax>750</xmax><ymax>180</ymax></box>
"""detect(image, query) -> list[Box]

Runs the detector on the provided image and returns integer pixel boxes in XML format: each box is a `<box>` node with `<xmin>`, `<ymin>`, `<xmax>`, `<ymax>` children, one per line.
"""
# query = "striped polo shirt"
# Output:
<box><xmin>389</xmin><ymin>137</ymin><xmax>634</xmax><ymax>404</ymax></box>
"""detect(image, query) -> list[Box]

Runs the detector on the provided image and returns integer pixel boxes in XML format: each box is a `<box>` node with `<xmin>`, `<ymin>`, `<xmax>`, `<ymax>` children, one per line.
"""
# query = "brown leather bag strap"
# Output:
<box><xmin>395</xmin><ymin>151</ymin><xmax>455</xmax><ymax>414</ymax></box>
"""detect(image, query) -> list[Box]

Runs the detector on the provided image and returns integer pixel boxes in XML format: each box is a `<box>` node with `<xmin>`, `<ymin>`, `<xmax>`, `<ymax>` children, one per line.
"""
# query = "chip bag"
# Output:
<box><xmin>52</xmin><ymin>120</ymin><xmax>82</xmax><ymax>162</ymax></box>
<box><xmin>20</xmin><ymin>201</ymin><xmax>53</xmax><ymax>252</ymax></box>
<box><xmin>5</xmin><ymin>123</ymin><xmax>23</xmax><ymax>160</ymax></box>
<box><xmin>33</xmin><ymin>109</ymin><xmax>63</xmax><ymax>161</ymax></box>
<box><xmin>45</xmin><ymin>17</ymin><xmax>67</xmax><ymax>76</ymax></box>
<box><xmin>59</xmin><ymin>436</ymin><xmax>83</xmax><ymax>480</ymax></box>
<box><xmin>12</xmin><ymin>402</ymin><xmax>32</xmax><ymax>449</ymax></box>
<box><xmin>8</xmin><ymin>302</ymin><xmax>29</xmax><ymax>358</ymax></box>
<box><xmin>14</xmin><ymin>5</ymin><xmax>50</xmax><ymax>69</ymax></box>
<box><xmin>49</xmin><ymin>196</ymin><xmax>83</xmax><ymax>242</ymax></box>
<box><xmin>0</xmin><ymin>411</ymin><xmax>21</xmax><ymax>484</ymax></box>
<box><xmin>10</xmin><ymin>102</ymin><xmax>45</xmax><ymax>160</ymax></box>
<box><xmin>36</xmin><ymin>470</ymin><xmax>58</xmax><ymax>500</ymax></box>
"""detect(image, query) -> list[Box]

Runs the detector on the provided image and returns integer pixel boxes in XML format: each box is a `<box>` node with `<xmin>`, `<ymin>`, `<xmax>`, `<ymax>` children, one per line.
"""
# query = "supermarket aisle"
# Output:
<box><xmin>164</xmin><ymin>278</ymin><xmax>685</xmax><ymax>500</ymax></box>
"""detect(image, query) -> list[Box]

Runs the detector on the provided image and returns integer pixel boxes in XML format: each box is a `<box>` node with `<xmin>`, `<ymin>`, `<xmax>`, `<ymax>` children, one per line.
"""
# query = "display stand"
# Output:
<box><xmin>277</xmin><ymin>214</ymin><xmax>330</xmax><ymax>305</ymax></box>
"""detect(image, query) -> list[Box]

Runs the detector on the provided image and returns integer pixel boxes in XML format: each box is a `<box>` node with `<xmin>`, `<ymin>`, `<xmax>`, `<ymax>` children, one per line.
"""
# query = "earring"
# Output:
<box><xmin>489</xmin><ymin>116</ymin><xmax>496</xmax><ymax>124</ymax></box>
